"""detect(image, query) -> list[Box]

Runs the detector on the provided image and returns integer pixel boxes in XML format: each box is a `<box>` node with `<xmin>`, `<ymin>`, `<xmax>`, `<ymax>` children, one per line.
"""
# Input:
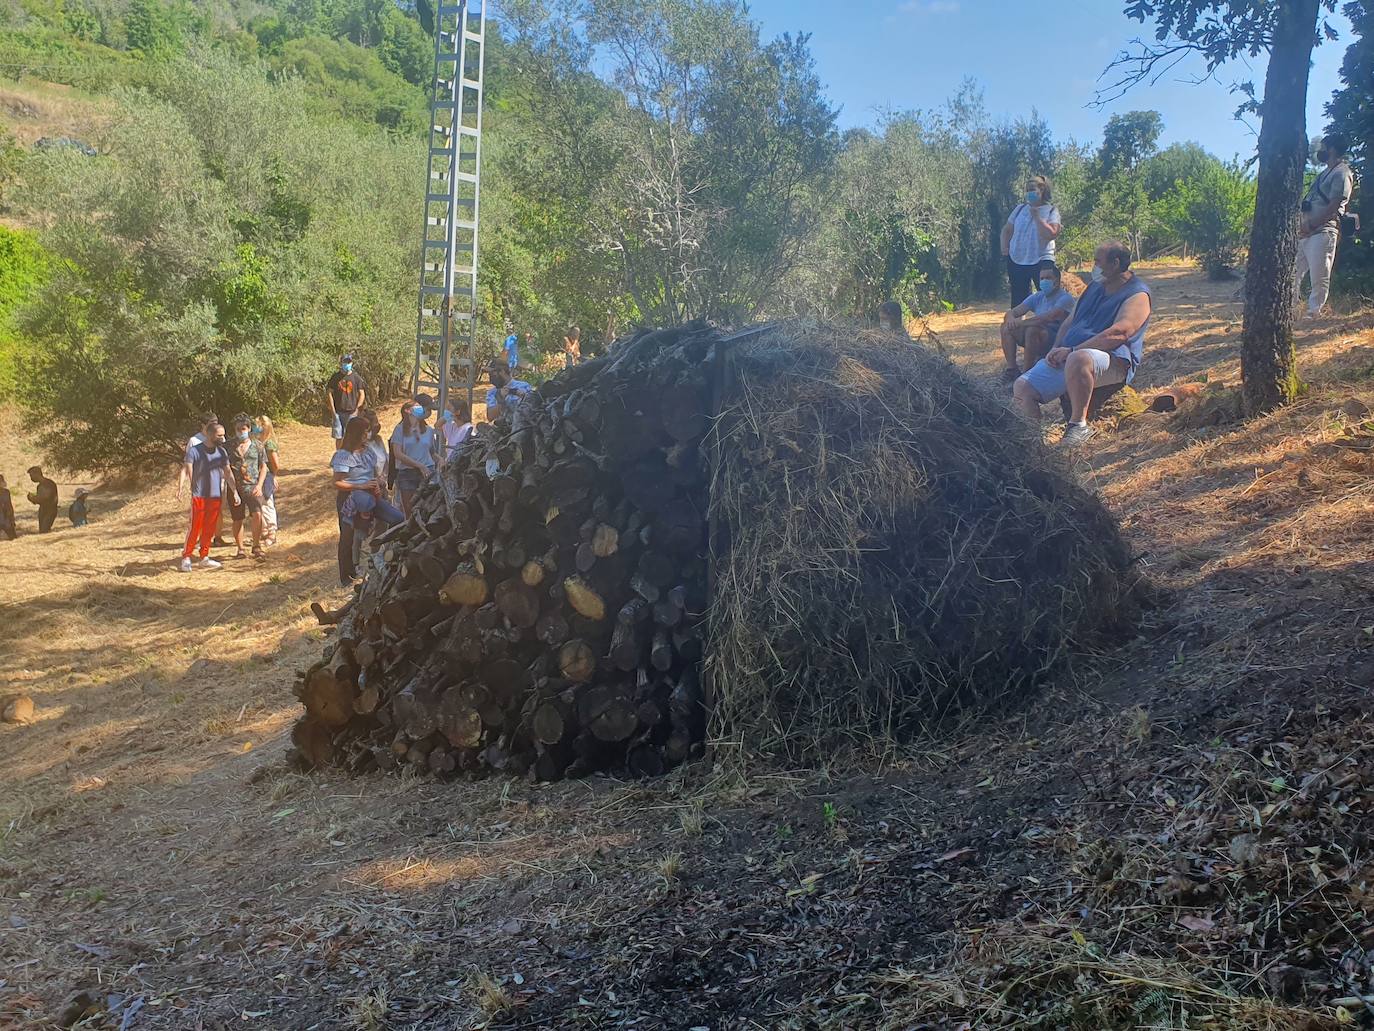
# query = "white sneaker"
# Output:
<box><xmin>178</xmin><ymin>557</ymin><xmax>193</xmax><ymax>573</ymax></box>
<box><xmin>1061</xmin><ymin>422</ymin><xmax>1094</xmax><ymax>446</ymax></box>
<box><xmin>198</xmin><ymin>557</ymin><xmax>223</xmax><ymax>570</ymax></box>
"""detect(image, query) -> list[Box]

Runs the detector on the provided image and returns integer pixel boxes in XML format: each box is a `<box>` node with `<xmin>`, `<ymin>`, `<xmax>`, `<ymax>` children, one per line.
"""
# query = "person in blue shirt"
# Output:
<box><xmin>485</xmin><ymin>360</ymin><xmax>532</xmax><ymax>422</ymax></box>
<box><xmin>1000</xmin><ymin>262</ymin><xmax>1076</xmax><ymax>382</ymax></box>
<box><xmin>331</xmin><ymin>416</ymin><xmax>402</xmax><ymax>586</ymax></box>
<box><xmin>503</xmin><ymin>332</ymin><xmax>519</xmax><ymax>371</ymax></box>
<box><xmin>389</xmin><ymin>398</ymin><xmax>437</xmax><ymax>516</ymax></box>
<box><xmin>1013</xmin><ymin>241</ymin><xmax>1152</xmax><ymax>446</ymax></box>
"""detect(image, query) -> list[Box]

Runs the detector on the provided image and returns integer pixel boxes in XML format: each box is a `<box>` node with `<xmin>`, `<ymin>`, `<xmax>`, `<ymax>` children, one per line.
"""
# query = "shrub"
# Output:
<box><xmin>0</xmin><ymin>225</ymin><xmax>48</xmax><ymax>402</ymax></box>
<box><xmin>1162</xmin><ymin>160</ymin><xmax>1256</xmax><ymax>279</ymax></box>
<box><xmin>12</xmin><ymin>48</ymin><xmax>421</xmax><ymax>470</ymax></box>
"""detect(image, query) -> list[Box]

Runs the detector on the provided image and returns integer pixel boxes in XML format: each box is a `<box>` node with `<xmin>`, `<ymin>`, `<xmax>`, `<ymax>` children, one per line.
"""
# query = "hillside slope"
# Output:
<box><xmin>2</xmin><ymin>264</ymin><xmax>1374</xmax><ymax>1029</ymax></box>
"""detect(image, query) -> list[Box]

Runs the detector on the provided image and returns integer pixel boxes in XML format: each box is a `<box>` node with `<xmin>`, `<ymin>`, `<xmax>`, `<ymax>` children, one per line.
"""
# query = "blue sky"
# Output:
<box><xmin>745</xmin><ymin>0</ymin><xmax>1354</xmax><ymax>160</ymax></box>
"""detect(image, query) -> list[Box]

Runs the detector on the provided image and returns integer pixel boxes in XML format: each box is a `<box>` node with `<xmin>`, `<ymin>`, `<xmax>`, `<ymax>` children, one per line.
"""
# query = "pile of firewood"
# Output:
<box><xmin>291</xmin><ymin>323</ymin><xmax>722</xmax><ymax>780</ymax></box>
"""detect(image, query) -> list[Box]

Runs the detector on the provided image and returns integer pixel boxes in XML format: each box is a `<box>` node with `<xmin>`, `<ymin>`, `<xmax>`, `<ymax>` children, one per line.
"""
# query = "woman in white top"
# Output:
<box><xmin>440</xmin><ymin>395</ymin><xmax>474</xmax><ymax>465</ymax></box>
<box><xmin>1000</xmin><ymin>174</ymin><xmax>1062</xmax><ymax>308</ymax></box>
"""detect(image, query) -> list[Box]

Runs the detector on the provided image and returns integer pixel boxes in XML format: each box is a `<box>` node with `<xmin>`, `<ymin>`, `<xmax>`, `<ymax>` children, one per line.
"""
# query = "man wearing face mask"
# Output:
<box><xmin>179</xmin><ymin>420</ymin><xmax>236</xmax><ymax>571</ymax></box>
<box><xmin>1013</xmin><ymin>241</ymin><xmax>1151</xmax><ymax>446</ymax></box>
<box><xmin>1297</xmin><ymin>133</ymin><xmax>1354</xmax><ymax>320</ymax></box>
<box><xmin>485</xmin><ymin>359</ymin><xmax>532</xmax><ymax>422</ymax></box>
<box><xmin>1000</xmin><ymin>175</ymin><xmax>1062</xmax><ymax>308</ymax></box>
<box><xmin>326</xmin><ymin>354</ymin><xmax>367</xmax><ymax>448</ymax></box>
<box><xmin>226</xmin><ymin>413</ymin><xmax>268</xmax><ymax>559</ymax></box>
<box><xmin>999</xmin><ymin>262</ymin><xmax>1075</xmax><ymax>382</ymax></box>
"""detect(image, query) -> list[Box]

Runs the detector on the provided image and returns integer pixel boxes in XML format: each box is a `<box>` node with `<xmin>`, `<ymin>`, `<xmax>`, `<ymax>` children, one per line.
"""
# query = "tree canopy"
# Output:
<box><xmin>0</xmin><ymin>0</ymin><xmax>1354</xmax><ymax>466</ymax></box>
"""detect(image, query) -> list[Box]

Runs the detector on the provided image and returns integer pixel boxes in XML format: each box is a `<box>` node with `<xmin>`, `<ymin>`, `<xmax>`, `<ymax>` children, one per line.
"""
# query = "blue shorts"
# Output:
<box><xmin>1020</xmin><ymin>349</ymin><xmax>1127</xmax><ymax>401</ymax></box>
<box><xmin>395</xmin><ymin>467</ymin><xmax>426</xmax><ymax>492</ymax></box>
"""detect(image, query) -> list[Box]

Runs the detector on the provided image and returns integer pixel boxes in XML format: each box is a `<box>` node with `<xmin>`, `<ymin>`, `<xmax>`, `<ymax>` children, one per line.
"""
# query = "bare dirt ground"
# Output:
<box><xmin>4</xmin><ymin>264</ymin><xmax>1374</xmax><ymax>1030</ymax></box>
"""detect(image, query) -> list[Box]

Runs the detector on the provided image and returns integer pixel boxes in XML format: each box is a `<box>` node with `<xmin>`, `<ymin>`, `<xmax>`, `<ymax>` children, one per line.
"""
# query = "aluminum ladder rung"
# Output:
<box><xmin>426</xmin><ymin>193</ymin><xmax>475</xmax><ymax>205</ymax></box>
<box><xmin>421</xmin><ymin>284</ymin><xmax>474</xmax><ymax>296</ymax></box>
<box><xmin>423</xmin><ymin>239</ymin><xmax>473</xmax><ymax>251</ymax></box>
<box><xmin>419</xmin><ymin>335</ymin><xmax>477</xmax><ymax>351</ymax></box>
<box><xmin>421</xmin><ymin>309</ymin><xmax>474</xmax><ymax>320</ymax></box>
<box><xmin>430</xmin><ymin>172</ymin><xmax>479</xmax><ymax>184</ymax></box>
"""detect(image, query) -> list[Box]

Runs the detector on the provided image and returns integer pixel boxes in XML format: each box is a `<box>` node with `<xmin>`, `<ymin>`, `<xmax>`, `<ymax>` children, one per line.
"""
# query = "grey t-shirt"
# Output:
<box><xmin>1305</xmin><ymin>162</ymin><xmax>1354</xmax><ymax>231</ymax></box>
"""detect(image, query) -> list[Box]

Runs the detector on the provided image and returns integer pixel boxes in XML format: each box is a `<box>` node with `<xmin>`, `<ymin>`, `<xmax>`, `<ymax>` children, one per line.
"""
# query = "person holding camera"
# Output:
<box><xmin>1297</xmin><ymin>133</ymin><xmax>1354</xmax><ymax>320</ymax></box>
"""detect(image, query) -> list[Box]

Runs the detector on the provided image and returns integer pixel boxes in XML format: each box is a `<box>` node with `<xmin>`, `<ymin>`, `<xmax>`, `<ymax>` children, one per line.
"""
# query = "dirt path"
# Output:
<box><xmin>4</xmin><ymin>266</ymin><xmax>1374</xmax><ymax>1029</ymax></box>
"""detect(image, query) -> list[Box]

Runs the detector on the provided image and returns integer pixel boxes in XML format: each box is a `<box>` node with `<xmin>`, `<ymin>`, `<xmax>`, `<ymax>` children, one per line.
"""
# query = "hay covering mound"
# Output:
<box><xmin>291</xmin><ymin>320</ymin><xmax>1134</xmax><ymax>779</ymax></box>
<box><xmin>707</xmin><ymin>323</ymin><xmax>1133</xmax><ymax>760</ymax></box>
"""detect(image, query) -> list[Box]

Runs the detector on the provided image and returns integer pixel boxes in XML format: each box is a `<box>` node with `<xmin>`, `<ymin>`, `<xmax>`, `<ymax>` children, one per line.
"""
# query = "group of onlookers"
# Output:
<box><xmin>503</xmin><ymin>326</ymin><xmax>584</xmax><ymax>374</ymax></box>
<box><xmin>982</xmin><ymin>136</ymin><xmax>1353</xmax><ymax>444</ymax></box>
<box><xmin>327</xmin><ymin>353</ymin><xmax>479</xmax><ymax>586</ymax></box>
<box><xmin>177</xmin><ymin>411</ymin><xmax>281</xmax><ymax>572</ymax></box>
<box><xmin>0</xmin><ymin>467</ymin><xmax>89</xmax><ymax>540</ymax></box>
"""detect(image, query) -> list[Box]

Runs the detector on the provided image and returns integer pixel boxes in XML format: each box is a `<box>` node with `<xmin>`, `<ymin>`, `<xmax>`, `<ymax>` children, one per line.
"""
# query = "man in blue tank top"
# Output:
<box><xmin>1012</xmin><ymin>241</ymin><xmax>1152</xmax><ymax>445</ymax></box>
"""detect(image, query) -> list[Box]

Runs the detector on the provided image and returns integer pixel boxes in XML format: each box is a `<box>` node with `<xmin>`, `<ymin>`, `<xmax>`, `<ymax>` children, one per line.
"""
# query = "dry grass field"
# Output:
<box><xmin>3</xmin><ymin>264</ymin><xmax>1374</xmax><ymax>1029</ymax></box>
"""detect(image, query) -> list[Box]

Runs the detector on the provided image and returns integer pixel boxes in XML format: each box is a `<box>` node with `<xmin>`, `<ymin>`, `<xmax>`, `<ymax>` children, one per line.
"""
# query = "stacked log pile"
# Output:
<box><xmin>291</xmin><ymin>323</ymin><xmax>719</xmax><ymax>780</ymax></box>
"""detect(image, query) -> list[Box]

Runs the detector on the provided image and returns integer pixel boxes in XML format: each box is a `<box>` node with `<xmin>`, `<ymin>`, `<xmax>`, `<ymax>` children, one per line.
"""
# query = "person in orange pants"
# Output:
<box><xmin>177</xmin><ymin>420</ymin><xmax>237</xmax><ymax>572</ymax></box>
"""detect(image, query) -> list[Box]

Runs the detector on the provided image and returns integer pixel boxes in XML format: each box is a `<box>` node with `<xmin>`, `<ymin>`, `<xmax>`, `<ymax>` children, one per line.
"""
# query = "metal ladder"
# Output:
<box><xmin>413</xmin><ymin>0</ymin><xmax>486</xmax><ymax>417</ymax></box>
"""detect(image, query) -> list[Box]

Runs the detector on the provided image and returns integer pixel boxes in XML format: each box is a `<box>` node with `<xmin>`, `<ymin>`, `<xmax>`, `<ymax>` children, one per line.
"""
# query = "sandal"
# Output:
<box><xmin>252</xmin><ymin>547</ymin><xmax>265</xmax><ymax>559</ymax></box>
<box><xmin>234</xmin><ymin>549</ymin><xmax>248</xmax><ymax>559</ymax></box>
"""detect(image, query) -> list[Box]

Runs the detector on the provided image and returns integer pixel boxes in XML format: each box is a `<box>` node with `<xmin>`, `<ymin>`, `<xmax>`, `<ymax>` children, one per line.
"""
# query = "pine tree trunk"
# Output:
<box><xmin>1241</xmin><ymin>0</ymin><xmax>1320</xmax><ymax>413</ymax></box>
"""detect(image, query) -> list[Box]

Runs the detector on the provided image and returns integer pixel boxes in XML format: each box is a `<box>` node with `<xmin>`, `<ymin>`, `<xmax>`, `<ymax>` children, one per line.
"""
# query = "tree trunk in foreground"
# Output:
<box><xmin>1241</xmin><ymin>0</ymin><xmax>1320</xmax><ymax>413</ymax></box>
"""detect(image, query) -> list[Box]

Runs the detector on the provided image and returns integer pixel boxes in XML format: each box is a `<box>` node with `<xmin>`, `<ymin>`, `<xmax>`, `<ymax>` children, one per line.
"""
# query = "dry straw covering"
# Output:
<box><xmin>706</xmin><ymin>321</ymin><xmax>1134</xmax><ymax>761</ymax></box>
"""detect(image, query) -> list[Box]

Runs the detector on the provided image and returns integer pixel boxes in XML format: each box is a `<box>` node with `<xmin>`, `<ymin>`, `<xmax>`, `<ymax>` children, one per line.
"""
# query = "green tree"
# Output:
<box><xmin>0</xmin><ymin>226</ymin><xmax>49</xmax><ymax>402</ymax></box>
<box><xmin>503</xmin><ymin>0</ymin><xmax>837</xmax><ymax>327</ymax></box>
<box><xmin>13</xmin><ymin>49</ymin><xmax>422</xmax><ymax>470</ymax></box>
<box><xmin>125</xmin><ymin>0</ymin><xmax>183</xmax><ymax>55</ymax></box>
<box><xmin>1162</xmin><ymin>159</ymin><xmax>1257</xmax><ymax>277</ymax></box>
<box><xmin>377</xmin><ymin>5</ymin><xmax>431</xmax><ymax>86</ymax></box>
<box><xmin>1142</xmin><ymin>141</ymin><xmax>1216</xmax><ymax>200</ymax></box>
<box><xmin>1109</xmin><ymin>0</ymin><xmax>1339</xmax><ymax>412</ymax></box>
<box><xmin>273</xmin><ymin>34</ymin><xmax>428</xmax><ymax>132</ymax></box>
<box><xmin>1097</xmin><ymin>110</ymin><xmax>1163</xmax><ymax>177</ymax></box>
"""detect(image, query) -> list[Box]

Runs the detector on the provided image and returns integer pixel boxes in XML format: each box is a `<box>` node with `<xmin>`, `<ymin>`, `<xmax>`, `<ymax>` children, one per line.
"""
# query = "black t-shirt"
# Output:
<box><xmin>327</xmin><ymin>370</ymin><xmax>367</xmax><ymax>414</ymax></box>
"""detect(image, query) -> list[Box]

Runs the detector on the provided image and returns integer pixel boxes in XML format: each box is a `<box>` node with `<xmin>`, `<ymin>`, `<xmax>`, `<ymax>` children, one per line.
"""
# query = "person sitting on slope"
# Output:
<box><xmin>1012</xmin><ymin>241</ymin><xmax>1151</xmax><ymax>446</ymax></box>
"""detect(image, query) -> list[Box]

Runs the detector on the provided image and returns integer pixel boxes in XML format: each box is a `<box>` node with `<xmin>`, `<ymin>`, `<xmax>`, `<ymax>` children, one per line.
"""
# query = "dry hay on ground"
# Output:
<box><xmin>294</xmin><ymin>320</ymin><xmax>1138</xmax><ymax>778</ymax></box>
<box><xmin>708</xmin><ymin>323</ymin><xmax>1136</xmax><ymax>761</ymax></box>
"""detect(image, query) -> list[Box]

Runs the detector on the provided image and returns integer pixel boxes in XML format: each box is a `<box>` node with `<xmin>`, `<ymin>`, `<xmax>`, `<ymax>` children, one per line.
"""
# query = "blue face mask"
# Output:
<box><xmin>1039</xmin><ymin>279</ymin><xmax>1056</xmax><ymax>292</ymax></box>
<box><xmin>1025</xmin><ymin>190</ymin><xmax>1040</xmax><ymax>204</ymax></box>
<box><xmin>249</xmin><ymin>425</ymin><xmax>261</xmax><ymax>435</ymax></box>
<box><xmin>342</xmin><ymin>363</ymin><xmax>353</xmax><ymax>373</ymax></box>
<box><xmin>441</xmin><ymin>410</ymin><xmax>454</xmax><ymax>423</ymax></box>
<box><xmin>411</xmin><ymin>405</ymin><xmax>425</xmax><ymax>419</ymax></box>
<box><xmin>236</xmin><ymin>430</ymin><xmax>249</xmax><ymax>441</ymax></box>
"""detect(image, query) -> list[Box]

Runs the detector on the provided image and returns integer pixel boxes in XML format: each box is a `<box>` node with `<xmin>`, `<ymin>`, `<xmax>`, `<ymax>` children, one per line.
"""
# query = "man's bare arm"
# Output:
<box><xmin>1079</xmin><ymin>294</ymin><xmax>1151</xmax><ymax>351</ymax></box>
